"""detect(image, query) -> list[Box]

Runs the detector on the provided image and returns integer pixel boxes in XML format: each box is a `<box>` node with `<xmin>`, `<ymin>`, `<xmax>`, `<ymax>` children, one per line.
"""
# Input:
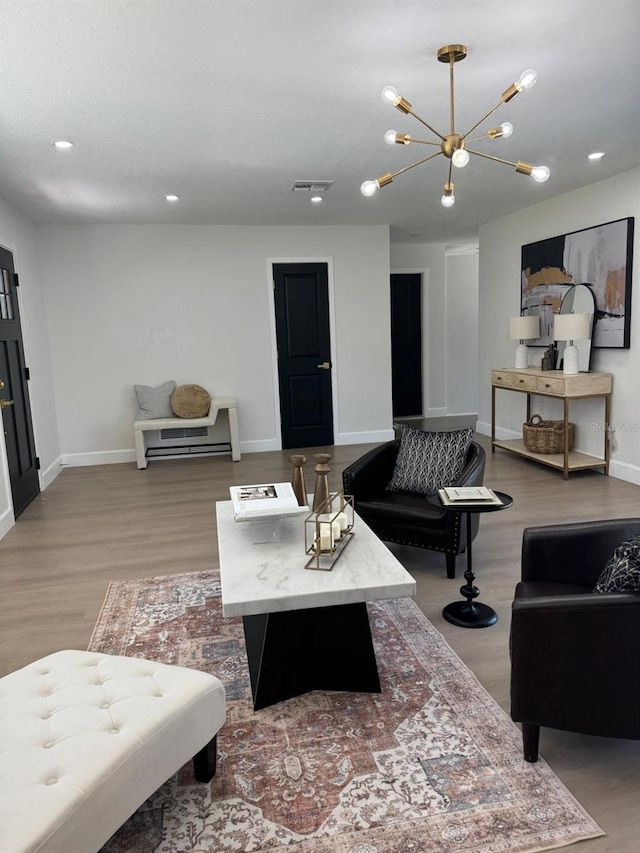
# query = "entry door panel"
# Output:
<box><xmin>274</xmin><ymin>263</ymin><xmax>333</xmax><ymax>448</ymax></box>
<box><xmin>0</xmin><ymin>247</ymin><xmax>39</xmax><ymax>517</ymax></box>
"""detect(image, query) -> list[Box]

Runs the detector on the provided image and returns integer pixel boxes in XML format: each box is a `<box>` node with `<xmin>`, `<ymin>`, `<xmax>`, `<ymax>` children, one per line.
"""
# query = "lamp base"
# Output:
<box><xmin>514</xmin><ymin>344</ymin><xmax>528</xmax><ymax>369</ymax></box>
<box><xmin>563</xmin><ymin>344</ymin><xmax>579</xmax><ymax>375</ymax></box>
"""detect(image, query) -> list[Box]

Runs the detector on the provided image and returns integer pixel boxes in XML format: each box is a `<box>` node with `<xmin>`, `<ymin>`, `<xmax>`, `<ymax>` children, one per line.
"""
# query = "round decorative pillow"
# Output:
<box><xmin>170</xmin><ymin>384</ymin><xmax>211</xmax><ymax>418</ymax></box>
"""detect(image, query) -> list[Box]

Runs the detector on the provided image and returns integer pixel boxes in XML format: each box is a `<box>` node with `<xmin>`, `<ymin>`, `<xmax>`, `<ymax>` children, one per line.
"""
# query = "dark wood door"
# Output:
<box><xmin>391</xmin><ymin>273</ymin><xmax>423</xmax><ymax>418</ymax></box>
<box><xmin>273</xmin><ymin>263</ymin><xmax>334</xmax><ymax>448</ymax></box>
<box><xmin>0</xmin><ymin>246</ymin><xmax>39</xmax><ymax>517</ymax></box>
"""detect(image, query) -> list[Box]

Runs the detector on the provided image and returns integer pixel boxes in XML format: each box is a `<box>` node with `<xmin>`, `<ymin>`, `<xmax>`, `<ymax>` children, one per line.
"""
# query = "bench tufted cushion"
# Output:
<box><xmin>0</xmin><ymin>650</ymin><xmax>226</xmax><ymax>853</ymax></box>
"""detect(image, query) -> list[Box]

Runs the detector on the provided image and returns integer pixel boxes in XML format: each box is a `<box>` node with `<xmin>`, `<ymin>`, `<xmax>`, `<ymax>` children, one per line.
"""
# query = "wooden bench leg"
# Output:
<box><xmin>192</xmin><ymin>735</ymin><xmax>217</xmax><ymax>782</ymax></box>
<box><xmin>227</xmin><ymin>406</ymin><xmax>241</xmax><ymax>461</ymax></box>
<box><xmin>133</xmin><ymin>430</ymin><xmax>148</xmax><ymax>469</ymax></box>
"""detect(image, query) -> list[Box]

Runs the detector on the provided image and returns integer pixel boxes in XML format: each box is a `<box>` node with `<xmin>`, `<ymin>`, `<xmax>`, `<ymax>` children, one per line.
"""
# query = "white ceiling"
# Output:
<box><xmin>1</xmin><ymin>0</ymin><xmax>639</xmax><ymax>243</ymax></box>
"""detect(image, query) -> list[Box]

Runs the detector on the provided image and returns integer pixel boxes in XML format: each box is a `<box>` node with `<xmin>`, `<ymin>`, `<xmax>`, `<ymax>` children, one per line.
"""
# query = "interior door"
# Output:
<box><xmin>391</xmin><ymin>273</ymin><xmax>423</xmax><ymax>418</ymax></box>
<box><xmin>0</xmin><ymin>246</ymin><xmax>40</xmax><ymax>517</ymax></box>
<box><xmin>273</xmin><ymin>262</ymin><xmax>334</xmax><ymax>448</ymax></box>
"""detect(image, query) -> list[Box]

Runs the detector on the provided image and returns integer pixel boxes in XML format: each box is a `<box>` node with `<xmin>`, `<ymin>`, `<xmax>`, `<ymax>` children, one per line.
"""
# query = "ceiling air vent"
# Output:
<box><xmin>290</xmin><ymin>181</ymin><xmax>334</xmax><ymax>192</ymax></box>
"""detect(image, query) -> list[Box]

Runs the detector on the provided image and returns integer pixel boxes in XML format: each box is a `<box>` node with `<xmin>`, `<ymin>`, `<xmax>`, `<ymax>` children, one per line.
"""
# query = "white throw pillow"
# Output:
<box><xmin>133</xmin><ymin>381</ymin><xmax>176</xmax><ymax>419</ymax></box>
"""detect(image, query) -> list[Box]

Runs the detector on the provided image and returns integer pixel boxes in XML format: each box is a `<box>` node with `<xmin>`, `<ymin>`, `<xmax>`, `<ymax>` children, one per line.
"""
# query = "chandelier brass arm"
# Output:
<box><xmin>361</xmin><ymin>44</ymin><xmax>550</xmax><ymax>209</ymax></box>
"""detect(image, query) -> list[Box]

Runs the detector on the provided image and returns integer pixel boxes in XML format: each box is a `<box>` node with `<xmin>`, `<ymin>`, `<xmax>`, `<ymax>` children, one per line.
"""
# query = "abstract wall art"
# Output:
<box><xmin>521</xmin><ymin>217</ymin><xmax>634</xmax><ymax>348</ymax></box>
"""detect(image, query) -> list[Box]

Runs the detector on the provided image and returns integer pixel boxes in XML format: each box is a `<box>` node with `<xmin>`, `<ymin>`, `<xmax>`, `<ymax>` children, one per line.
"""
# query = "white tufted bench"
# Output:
<box><xmin>133</xmin><ymin>396</ymin><xmax>241</xmax><ymax>469</ymax></box>
<box><xmin>0</xmin><ymin>650</ymin><xmax>226</xmax><ymax>853</ymax></box>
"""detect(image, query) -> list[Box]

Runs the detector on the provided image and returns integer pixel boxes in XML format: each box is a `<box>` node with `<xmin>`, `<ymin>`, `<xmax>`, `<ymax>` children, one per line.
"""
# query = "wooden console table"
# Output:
<box><xmin>491</xmin><ymin>368</ymin><xmax>612</xmax><ymax>479</ymax></box>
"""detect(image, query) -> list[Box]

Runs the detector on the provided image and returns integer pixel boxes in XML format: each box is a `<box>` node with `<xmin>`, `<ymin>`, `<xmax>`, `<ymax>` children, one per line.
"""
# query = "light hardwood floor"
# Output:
<box><xmin>1</xmin><ymin>434</ymin><xmax>639</xmax><ymax>851</ymax></box>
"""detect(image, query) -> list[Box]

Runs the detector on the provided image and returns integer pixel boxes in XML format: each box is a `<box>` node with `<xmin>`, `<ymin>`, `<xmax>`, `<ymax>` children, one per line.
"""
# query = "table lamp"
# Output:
<box><xmin>553</xmin><ymin>312</ymin><xmax>591</xmax><ymax>374</ymax></box>
<box><xmin>509</xmin><ymin>315</ymin><xmax>539</xmax><ymax>368</ymax></box>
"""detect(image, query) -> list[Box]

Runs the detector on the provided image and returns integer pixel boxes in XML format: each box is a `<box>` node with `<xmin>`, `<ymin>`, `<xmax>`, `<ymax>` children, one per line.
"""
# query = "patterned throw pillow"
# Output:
<box><xmin>593</xmin><ymin>535</ymin><xmax>640</xmax><ymax>593</ymax></box>
<box><xmin>133</xmin><ymin>381</ymin><xmax>177</xmax><ymax>419</ymax></box>
<box><xmin>387</xmin><ymin>426</ymin><xmax>475</xmax><ymax>495</ymax></box>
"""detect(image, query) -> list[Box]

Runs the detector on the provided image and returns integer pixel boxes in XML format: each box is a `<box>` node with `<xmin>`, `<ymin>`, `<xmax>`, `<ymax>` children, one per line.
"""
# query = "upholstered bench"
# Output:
<box><xmin>0</xmin><ymin>650</ymin><xmax>226</xmax><ymax>853</ymax></box>
<box><xmin>133</xmin><ymin>396</ymin><xmax>241</xmax><ymax>468</ymax></box>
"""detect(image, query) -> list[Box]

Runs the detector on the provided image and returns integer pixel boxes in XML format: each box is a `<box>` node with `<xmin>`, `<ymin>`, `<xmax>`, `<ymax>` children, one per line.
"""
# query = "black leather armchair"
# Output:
<box><xmin>342</xmin><ymin>439</ymin><xmax>486</xmax><ymax>579</ymax></box>
<box><xmin>510</xmin><ymin>518</ymin><xmax>640</xmax><ymax>762</ymax></box>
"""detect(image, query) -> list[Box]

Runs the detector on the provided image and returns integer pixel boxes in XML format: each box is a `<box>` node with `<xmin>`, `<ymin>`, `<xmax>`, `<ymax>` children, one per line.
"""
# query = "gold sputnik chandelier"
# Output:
<box><xmin>361</xmin><ymin>44</ymin><xmax>550</xmax><ymax>208</ymax></box>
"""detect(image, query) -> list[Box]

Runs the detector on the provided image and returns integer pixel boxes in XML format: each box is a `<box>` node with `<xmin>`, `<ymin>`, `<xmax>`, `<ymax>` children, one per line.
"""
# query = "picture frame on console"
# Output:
<box><xmin>521</xmin><ymin>216</ymin><xmax>634</xmax><ymax>349</ymax></box>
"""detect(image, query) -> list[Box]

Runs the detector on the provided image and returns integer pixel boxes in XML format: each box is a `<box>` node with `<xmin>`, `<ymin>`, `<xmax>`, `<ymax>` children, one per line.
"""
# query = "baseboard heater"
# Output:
<box><xmin>145</xmin><ymin>426</ymin><xmax>231</xmax><ymax>460</ymax></box>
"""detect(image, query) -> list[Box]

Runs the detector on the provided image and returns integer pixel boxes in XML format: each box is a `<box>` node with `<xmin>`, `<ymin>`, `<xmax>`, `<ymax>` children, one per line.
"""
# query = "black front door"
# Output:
<box><xmin>0</xmin><ymin>246</ymin><xmax>39</xmax><ymax>517</ymax></box>
<box><xmin>273</xmin><ymin>263</ymin><xmax>334</xmax><ymax>448</ymax></box>
<box><xmin>391</xmin><ymin>273</ymin><xmax>423</xmax><ymax>418</ymax></box>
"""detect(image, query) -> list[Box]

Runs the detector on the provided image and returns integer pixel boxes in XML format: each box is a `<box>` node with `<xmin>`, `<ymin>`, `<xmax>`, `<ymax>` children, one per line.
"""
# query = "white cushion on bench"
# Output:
<box><xmin>0</xmin><ymin>650</ymin><xmax>226</xmax><ymax>853</ymax></box>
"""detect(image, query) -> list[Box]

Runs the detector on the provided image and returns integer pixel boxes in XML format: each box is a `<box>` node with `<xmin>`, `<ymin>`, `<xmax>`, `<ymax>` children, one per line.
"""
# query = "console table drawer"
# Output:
<box><xmin>491</xmin><ymin>370</ymin><xmax>513</xmax><ymax>387</ymax></box>
<box><xmin>511</xmin><ymin>373</ymin><xmax>538</xmax><ymax>391</ymax></box>
<box><xmin>536</xmin><ymin>375</ymin><xmax>566</xmax><ymax>395</ymax></box>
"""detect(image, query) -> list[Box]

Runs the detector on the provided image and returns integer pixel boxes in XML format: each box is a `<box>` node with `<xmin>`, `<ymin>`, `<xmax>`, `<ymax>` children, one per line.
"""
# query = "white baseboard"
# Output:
<box><xmin>62</xmin><ymin>450</ymin><xmax>137</xmax><ymax>467</ymax></box>
<box><xmin>425</xmin><ymin>407</ymin><xmax>447</xmax><ymax>417</ymax></box>
<box><xmin>0</xmin><ymin>506</ymin><xmax>15</xmax><ymax>540</ymax></box>
<box><xmin>609</xmin><ymin>459</ymin><xmax>640</xmax><ymax>486</ymax></box>
<box><xmin>40</xmin><ymin>456</ymin><xmax>64</xmax><ymax>489</ymax></box>
<box><xmin>240</xmin><ymin>438</ymin><xmax>281</xmax><ymax>453</ymax></box>
<box><xmin>335</xmin><ymin>429</ymin><xmax>395</xmax><ymax>446</ymax></box>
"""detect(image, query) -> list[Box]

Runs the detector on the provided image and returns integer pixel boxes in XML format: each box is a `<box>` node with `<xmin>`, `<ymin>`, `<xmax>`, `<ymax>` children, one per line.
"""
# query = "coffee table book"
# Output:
<box><xmin>229</xmin><ymin>482</ymin><xmax>308</xmax><ymax>521</ymax></box>
<box><xmin>438</xmin><ymin>486</ymin><xmax>503</xmax><ymax>507</ymax></box>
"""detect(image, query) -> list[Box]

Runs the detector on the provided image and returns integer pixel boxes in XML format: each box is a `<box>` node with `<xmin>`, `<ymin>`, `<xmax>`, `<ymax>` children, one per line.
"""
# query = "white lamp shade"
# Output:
<box><xmin>509</xmin><ymin>315</ymin><xmax>539</xmax><ymax>340</ymax></box>
<box><xmin>553</xmin><ymin>313</ymin><xmax>591</xmax><ymax>342</ymax></box>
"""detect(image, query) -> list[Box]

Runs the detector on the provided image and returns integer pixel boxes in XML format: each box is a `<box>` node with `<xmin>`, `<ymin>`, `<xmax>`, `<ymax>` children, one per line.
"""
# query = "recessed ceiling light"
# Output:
<box><xmin>310</xmin><ymin>195</ymin><xmax>323</xmax><ymax>204</ymax></box>
<box><xmin>165</xmin><ymin>194</ymin><xmax>180</xmax><ymax>202</ymax></box>
<box><xmin>53</xmin><ymin>140</ymin><xmax>74</xmax><ymax>149</ymax></box>
<box><xmin>588</xmin><ymin>152</ymin><xmax>605</xmax><ymax>160</ymax></box>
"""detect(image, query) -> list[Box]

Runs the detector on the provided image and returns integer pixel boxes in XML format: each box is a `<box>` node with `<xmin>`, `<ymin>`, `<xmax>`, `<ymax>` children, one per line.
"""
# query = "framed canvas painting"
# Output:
<box><xmin>521</xmin><ymin>217</ymin><xmax>634</xmax><ymax>348</ymax></box>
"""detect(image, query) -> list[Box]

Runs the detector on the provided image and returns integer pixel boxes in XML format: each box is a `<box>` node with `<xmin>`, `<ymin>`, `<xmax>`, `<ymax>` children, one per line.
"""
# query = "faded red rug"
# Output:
<box><xmin>89</xmin><ymin>571</ymin><xmax>603</xmax><ymax>853</ymax></box>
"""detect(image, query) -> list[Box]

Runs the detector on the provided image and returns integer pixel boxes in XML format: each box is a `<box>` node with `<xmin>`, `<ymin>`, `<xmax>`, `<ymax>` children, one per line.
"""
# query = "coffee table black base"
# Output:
<box><xmin>242</xmin><ymin>601</ymin><xmax>381</xmax><ymax>711</ymax></box>
<box><xmin>443</xmin><ymin>600</ymin><xmax>498</xmax><ymax>628</ymax></box>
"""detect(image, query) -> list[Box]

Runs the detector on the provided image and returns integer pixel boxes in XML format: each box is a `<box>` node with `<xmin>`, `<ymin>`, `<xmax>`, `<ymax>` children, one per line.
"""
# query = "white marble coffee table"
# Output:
<box><xmin>216</xmin><ymin>500</ymin><xmax>416</xmax><ymax>710</ymax></box>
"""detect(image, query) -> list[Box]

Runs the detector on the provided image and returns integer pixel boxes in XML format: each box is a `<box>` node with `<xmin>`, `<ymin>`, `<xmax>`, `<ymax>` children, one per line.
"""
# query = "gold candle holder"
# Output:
<box><xmin>304</xmin><ymin>492</ymin><xmax>354</xmax><ymax>571</ymax></box>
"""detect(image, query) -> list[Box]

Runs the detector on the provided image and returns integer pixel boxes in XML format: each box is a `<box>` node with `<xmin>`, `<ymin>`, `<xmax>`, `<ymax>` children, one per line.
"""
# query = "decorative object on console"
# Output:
<box><xmin>521</xmin><ymin>217</ymin><xmax>634</xmax><ymax>349</ymax></box>
<box><xmin>523</xmin><ymin>414</ymin><xmax>574</xmax><ymax>454</ymax></box>
<box><xmin>289</xmin><ymin>454</ymin><xmax>308</xmax><ymax>506</ymax></box>
<box><xmin>133</xmin><ymin>380</ymin><xmax>176</xmax><ymax>419</ymax></box>
<box><xmin>360</xmin><ymin>44</ymin><xmax>549</xmax><ymax>209</ymax></box>
<box><xmin>387</xmin><ymin>425</ymin><xmax>475</xmax><ymax>495</ymax></box>
<box><xmin>553</xmin><ymin>312</ymin><xmax>591</xmax><ymax>374</ymax></box>
<box><xmin>170</xmin><ymin>383</ymin><xmax>211</xmax><ymax>418</ymax></box>
<box><xmin>541</xmin><ymin>341</ymin><xmax>558</xmax><ymax>371</ymax></box>
<box><xmin>305</xmin><ymin>492</ymin><xmax>355</xmax><ymax>571</ymax></box>
<box><xmin>311</xmin><ymin>452</ymin><xmax>332</xmax><ymax>511</ymax></box>
<box><xmin>509</xmin><ymin>314</ymin><xmax>540</xmax><ymax>368</ymax></box>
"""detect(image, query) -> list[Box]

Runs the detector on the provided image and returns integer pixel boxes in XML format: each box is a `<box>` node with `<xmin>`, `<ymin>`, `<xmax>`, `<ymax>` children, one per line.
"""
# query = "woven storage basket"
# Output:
<box><xmin>523</xmin><ymin>414</ymin><xmax>574</xmax><ymax>454</ymax></box>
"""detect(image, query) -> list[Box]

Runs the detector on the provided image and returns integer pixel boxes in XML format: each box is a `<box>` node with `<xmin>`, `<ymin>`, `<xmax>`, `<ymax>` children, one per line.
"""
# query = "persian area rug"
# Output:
<box><xmin>89</xmin><ymin>571</ymin><xmax>603</xmax><ymax>853</ymax></box>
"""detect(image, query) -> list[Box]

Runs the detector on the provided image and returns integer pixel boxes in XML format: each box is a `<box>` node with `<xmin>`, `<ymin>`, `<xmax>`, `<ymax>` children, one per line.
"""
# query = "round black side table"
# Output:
<box><xmin>427</xmin><ymin>491</ymin><xmax>513</xmax><ymax>628</ymax></box>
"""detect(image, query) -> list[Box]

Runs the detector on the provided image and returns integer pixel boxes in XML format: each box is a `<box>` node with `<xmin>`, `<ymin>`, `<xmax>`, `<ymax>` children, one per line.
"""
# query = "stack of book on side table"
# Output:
<box><xmin>437</xmin><ymin>486</ymin><xmax>503</xmax><ymax>507</ymax></box>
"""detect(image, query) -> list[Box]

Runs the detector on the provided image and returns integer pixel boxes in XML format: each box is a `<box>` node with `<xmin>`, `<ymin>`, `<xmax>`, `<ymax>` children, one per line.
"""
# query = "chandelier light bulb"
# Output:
<box><xmin>441</xmin><ymin>193</ymin><xmax>455</xmax><ymax>208</ymax></box>
<box><xmin>500</xmin><ymin>122</ymin><xmax>513</xmax><ymax>138</ymax></box>
<box><xmin>384</xmin><ymin>129</ymin><xmax>398</xmax><ymax>145</ymax></box>
<box><xmin>530</xmin><ymin>165</ymin><xmax>550</xmax><ymax>183</ymax></box>
<box><xmin>517</xmin><ymin>69</ymin><xmax>537</xmax><ymax>90</ymax></box>
<box><xmin>360</xmin><ymin>180</ymin><xmax>378</xmax><ymax>197</ymax></box>
<box><xmin>452</xmin><ymin>148</ymin><xmax>470</xmax><ymax>168</ymax></box>
<box><xmin>381</xmin><ymin>85</ymin><xmax>398</xmax><ymax>104</ymax></box>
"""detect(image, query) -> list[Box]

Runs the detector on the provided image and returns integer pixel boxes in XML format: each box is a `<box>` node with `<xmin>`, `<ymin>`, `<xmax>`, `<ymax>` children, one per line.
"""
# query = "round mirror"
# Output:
<box><xmin>557</xmin><ymin>284</ymin><xmax>596</xmax><ymax>372</ymax></box>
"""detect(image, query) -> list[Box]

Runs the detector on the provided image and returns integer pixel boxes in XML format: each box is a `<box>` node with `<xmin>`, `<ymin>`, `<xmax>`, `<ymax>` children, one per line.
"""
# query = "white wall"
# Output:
<box><xmin>445</xmin><ymin>252</ymin><xmax>479</xmax><ymax>415</ymax></box>
<box><xmin>36</xmin><ymin>224</ymin><xmax>394</xmax><ymax>464</ymax></box>
<box><xmin>478</xmin><ymin>168</ymin><xmax>640</xmax><ymax>485</ymax></box>
<box><xmin>0</xmin><ymin>197</ymin><xmax>60</xmax><ymax>537</ymax></box>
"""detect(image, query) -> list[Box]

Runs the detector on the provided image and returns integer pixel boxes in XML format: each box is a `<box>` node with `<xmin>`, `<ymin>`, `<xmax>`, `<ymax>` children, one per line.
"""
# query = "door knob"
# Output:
<box><xmin>0</xmin><ymin>380</ymin><xmax>4</xmax><ymax>390</ymax></box>
<box><xmin>316</xmin><ymin>361</ymin><xmax>331</xmax><ymax>369</ymax></box>
<box><xmin>0</xmin><ymin>399</ymin><xmax>14</xmax><ymax>408</ymax></box>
